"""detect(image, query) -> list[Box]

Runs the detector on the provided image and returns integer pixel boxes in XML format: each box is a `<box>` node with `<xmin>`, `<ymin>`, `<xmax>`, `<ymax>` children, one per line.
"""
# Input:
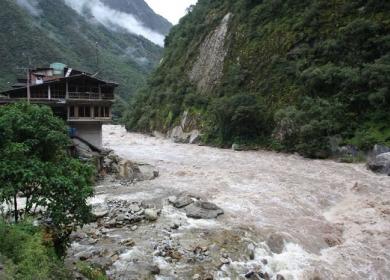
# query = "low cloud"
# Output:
<box><xmin>64</xmin><ymin>0</ymin><xmax>165</xmax><ymax>46</ymax></box>
<box><xmin>16</xmin><ymin>0</ymin><xmax>42</xmax><ymax>16</ymax></box>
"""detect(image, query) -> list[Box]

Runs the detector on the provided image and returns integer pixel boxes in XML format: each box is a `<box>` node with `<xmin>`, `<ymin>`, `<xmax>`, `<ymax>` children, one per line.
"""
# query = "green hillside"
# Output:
<box><xmin>125</xmin><ymin>0</ymin><xmax>390</xmax><ymax>157</ymax></box>
<box><xmin>0</xmin><ymin>0</ymin><xmax>163</xmax><ymax>117</ymax></box>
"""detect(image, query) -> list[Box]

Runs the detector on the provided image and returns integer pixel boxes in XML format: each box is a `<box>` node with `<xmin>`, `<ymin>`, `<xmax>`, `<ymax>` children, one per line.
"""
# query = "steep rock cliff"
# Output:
<box><xmin>125</xmin><ymin>0</ymin><xmax>390</xmax><ymax>156</ymax></box>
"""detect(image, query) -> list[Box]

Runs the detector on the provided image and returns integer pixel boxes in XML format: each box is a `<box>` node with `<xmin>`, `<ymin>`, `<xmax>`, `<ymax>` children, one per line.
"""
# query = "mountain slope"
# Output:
<box><xmin>0</xmin><ymin>0</ymin><xmax>163</xmax><ymax>112</ymax></box>
<box><xmin>125</xmin><ymin>0</ymin><xmax>390</xmax><ymax>157</ymax></box>
<box><xmin>101</xmin><ymin>0</ymin><xmax>172</xmax><ymax>35</ymax></box>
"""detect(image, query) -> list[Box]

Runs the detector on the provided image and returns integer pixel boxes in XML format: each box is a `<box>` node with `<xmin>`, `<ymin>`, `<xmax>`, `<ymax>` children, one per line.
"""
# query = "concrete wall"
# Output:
<box><xmin>71</xmin><ymin>122</ymin><xmax>102</xmax><ymax>148</ymax></box>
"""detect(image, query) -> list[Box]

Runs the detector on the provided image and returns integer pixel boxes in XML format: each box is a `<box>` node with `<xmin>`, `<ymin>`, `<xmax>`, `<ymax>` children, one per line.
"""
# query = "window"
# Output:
<box><xmin>103</xmin><ymin>106</ymin><xmax>110</xmax><ymax>118</ymax></box>
<box><xmin>78</xmin><ymin>106</ymin><xmax>91</xmax><ymax>118</ymax></box>
<box><xmin>69</xmin><ymin>106</ymin><xmax>75</xmax><ymax>117</ymax></box>
<box><xmin>94</xmin><ymin>106</ymin><xmax>99</xmax><ymax>118</ymax></box>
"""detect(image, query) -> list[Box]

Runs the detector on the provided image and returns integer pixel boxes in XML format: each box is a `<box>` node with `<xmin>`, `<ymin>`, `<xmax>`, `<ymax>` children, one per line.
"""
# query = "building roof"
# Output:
<box><xmin>1</xmin><ymin>74</ymin><xmax>118</xmax><ymax>96</ymax></box>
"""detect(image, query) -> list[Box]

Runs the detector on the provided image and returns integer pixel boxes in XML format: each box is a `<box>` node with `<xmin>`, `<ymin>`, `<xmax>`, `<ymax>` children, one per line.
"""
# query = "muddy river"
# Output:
<box><xmin>70</xmin><ymin>125</ymin><xmax>390</xmax><ymax>280</ymax></box>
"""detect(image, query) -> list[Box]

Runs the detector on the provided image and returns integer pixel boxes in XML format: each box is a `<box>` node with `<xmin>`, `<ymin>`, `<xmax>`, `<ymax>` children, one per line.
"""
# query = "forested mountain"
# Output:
<box><xmin>0</xmin><ymin>0</ymin><xmax>165</xmax><ymax>116</ymax></box>
<box><xmin>126</xmin><ymin>0</ymin><xmax>390</xmax><ymax>157</ymax></box>
<box><xmin>101</xmin><ymin>0</ymin><xmax>172</xmax><ymax>35</ymax></box>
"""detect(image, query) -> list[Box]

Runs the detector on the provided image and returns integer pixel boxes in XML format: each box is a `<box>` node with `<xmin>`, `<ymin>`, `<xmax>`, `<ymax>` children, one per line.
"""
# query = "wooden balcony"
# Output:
<box><xmin>67</xmin><ymin>116</ymin><xmax>112</xmax><ymax>123</ymax></box>
<box><xmin>68</xmin><ymin>92</ymin><xmax>114</xmax><ymax>100</ymax></box>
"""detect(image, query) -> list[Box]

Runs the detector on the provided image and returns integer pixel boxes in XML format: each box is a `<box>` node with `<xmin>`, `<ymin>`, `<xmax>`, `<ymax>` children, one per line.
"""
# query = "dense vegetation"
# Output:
<box><xmin>0</xmin><ymin>0</ymin><xmax>163</xmax><ymax>118</ymax></box>
<box><xmin>0</xmin><ymin>220</ymin><xmax>71</xmax><ymax>279</ymax></box>
<box><xmin>126</xmin><ymin>0</ymin><xmax>390</xmax><ymax>158</ymax></box>
<box><xmin>0</xmin><ymin>103</ymin><xmax>95</xmax><ymax>279</ymax></box>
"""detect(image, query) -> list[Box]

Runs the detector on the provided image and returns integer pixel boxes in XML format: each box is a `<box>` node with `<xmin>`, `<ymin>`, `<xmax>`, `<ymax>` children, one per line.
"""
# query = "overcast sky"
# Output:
<box><xmin>145</xmin><ymin>0</ymin><xmax>198</xmax><ymax>24</ymax></box>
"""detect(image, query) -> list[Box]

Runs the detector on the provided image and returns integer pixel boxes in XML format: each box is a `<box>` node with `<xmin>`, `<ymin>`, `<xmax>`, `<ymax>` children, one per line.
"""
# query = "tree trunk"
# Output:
<box><xmin>14</xmin><ymin>193</ymin><xmax>18</xmax><ymax>223</ymax></box>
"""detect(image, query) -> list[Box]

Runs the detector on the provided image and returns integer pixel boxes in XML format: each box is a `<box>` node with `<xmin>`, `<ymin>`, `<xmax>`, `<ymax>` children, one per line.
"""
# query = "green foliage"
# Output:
<box><xmin>126</xmin><ymin>0</ymin><xmax>390</xmax><ymax>157</ymax></box>
<box><xmin>0</xmin><ymin>103</ymin><xmax>94</xmax><ymax>254</ymax></box>
<box><xmin>348</xmin><ymin>122</ymin><xmax>390</xmax><ymax>150</ymax></box>
<box><xmin>0</xmin><ymin>220</ymin><xmax>71</xmax><ymax>280</ymax></box>
<box><xmin>204</xmin><ymin>94</ymin><xmax>270</xmax><ymax>145</ymax></box>
<box><xmin>76</xmin><ymin>262</ymin><xmax>108</xmax><ymax>280</ymax></box>
<box><xmin>274</xmin><ymin>98</ymin><xmax>345</xmax><ymax>158</ymax></box>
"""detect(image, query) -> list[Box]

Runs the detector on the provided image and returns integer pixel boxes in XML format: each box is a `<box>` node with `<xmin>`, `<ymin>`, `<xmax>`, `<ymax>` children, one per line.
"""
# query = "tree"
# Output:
<box><xmin>0</xmin><ymin>103</ymin><xmax>94</xmax><ymax>254</ymax></box>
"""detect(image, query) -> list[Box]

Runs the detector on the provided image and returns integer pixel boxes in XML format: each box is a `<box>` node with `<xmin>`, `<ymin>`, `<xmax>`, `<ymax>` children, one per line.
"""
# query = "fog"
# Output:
<box><xmin>15</xmin><ymin>0</ymin><xmax>42</xmax><ymax>16</ymax></box>
<box><xmin>64</xmin><ymin>0</ymin><xmax>165</xmax><ymax>46</ymax></box>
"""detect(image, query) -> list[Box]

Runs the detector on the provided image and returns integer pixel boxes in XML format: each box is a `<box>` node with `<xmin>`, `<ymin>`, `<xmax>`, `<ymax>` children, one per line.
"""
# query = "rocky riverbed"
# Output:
<box><xmin>67</xmin><ymin>125</ymin><xmax>390</xmax><ymax>280</ymax></box>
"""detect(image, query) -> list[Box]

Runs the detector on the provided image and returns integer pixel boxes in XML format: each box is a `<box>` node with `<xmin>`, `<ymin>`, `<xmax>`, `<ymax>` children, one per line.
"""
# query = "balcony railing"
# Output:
<box><xmin>67</xmin><ymin>116</ymin><xmax>112</xmax><ymax>122</ymax></box>
<box><xmin>68</xmin><ymin>92</ymin><xmax>114</xmax><ymax>100</ymax></box>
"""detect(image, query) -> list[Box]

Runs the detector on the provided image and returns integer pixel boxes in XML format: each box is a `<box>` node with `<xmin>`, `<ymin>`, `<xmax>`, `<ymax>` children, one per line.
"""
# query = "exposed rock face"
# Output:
<box><xmin>167</xmin><ymin>111</ymin><xmax>202</xmax><ymax>144</ymax></box>
<box><xmin>368</xmin><ymin>152</ymin><xmax>390</xmax><ymax>175</ymax></box>
<box><xmin>189</xmin><ymin>13</ymin><xmax>232</xmax><ymax>94</ymax></box>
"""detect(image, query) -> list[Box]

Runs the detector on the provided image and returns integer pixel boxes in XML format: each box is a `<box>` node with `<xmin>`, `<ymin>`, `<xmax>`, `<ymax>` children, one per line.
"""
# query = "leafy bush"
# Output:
<box><xmin>76</xmin><ymin>262</ymin><xmax>108</xmax><ymax>280</ymax></box>
<box><xmin>274</xmin><ymin>98</ymin><xmax>345</xmax><ymax>158</ymax></box>
<box><xmin>0</xmin><ymin>103</ymin><xmax>94</xmax><ymax>255</ymax></box>
<box><xmin>0</xmin><ymin>220</ymin><xmax>71</xmax><ymax>280</ymax></box>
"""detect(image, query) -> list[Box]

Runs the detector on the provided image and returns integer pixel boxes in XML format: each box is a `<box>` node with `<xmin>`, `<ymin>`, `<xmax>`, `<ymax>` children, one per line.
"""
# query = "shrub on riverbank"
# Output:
<box><xmin>0</xmin><ymin>220</ymin><xmax>71</xmax><ymax>279</ymax></box>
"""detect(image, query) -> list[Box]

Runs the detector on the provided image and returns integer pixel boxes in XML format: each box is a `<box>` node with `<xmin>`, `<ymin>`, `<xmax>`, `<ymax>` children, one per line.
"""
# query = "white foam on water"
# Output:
<box><xmin>102</xmin><ymin>125</ymin><xmax>390</xmax><ymax>279</ymax></box>
<box><xmin>112</xmin><ymin>247</ymin><xmax>145</xmax><ymax>272</ymax></box>
<box><xmin>219</xmin><ymin>242</ymin><xmax>318</xmax><ymax>280</ymax></box>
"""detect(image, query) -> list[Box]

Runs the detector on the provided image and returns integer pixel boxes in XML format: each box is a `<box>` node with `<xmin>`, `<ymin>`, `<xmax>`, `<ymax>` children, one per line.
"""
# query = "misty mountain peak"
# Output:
<box><xmin>101</xmin><ymin>0</ymin><xmax>172</xmax><ymax>35</ymax></box>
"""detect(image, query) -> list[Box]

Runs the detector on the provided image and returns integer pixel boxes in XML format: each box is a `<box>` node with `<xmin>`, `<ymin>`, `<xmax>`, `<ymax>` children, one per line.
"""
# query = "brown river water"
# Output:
<box><xmin>79</xmin><ymin>125</ymin><xmax>390</xmax><ymax>280</ymax></box>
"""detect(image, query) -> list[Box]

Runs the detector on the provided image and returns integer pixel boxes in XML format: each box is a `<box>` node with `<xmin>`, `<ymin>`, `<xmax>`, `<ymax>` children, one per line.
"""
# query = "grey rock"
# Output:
<box><xmin>128</xmin><ymin>204</ymin><xmax>141</xmax><ymax>213</ymax></box>
<box><xmin>372</xmin><ymin>144</ymin><xmax>390</xmax><ymax>157</ymax></box>
<box><xmin>185</xmin><ymin>201</ymin><xmax>224</xmax><ymax>219</ymax></box>
<box><xmin>70</xmin><ymin>232</ymin><xmax>87</xmax><ymax>241</ymax></box>
<box><xmin>116</xmin><ymin>214</ymin><xmax>126</xmax><ymax>222</ymax></box>
<box><xmin>276</xmin><ymin>275</ymin><xmax>285</xmax><ymax>280</ymax></box>
<box><xmin>266</xmin><ymin>233</ymin><xmax>285</xmax><ymax>254</ymax></box>
<box><xmin>120</xmin><ymin>239</ymin><xmax>135</xmax><ymax>247</ymax></box>
<box><xmin>337</xmin><ymin>145</ymin><xmax>359</xmax><ymax>157</ymax></box>
<box><xmin>367</xmin><ymin>152</ymin><xmax>390</xmax><ymax>175</ymax></box>
<box><xmin>232</xmin><ymin>143</ymin><xmax>242</xmax><ymax>151</ymax></box>
<box><xmin>137</xmin><ymin>164</ymin><xmax>159</xmax><ymax>180</ymax></box>
<box><xmin>247</xmin><ymin>243</ymin><xmax>255</xmax><ymax>260</ymax></box>
<box><xmin>169</xmin><ymin>126</ymin><xmax>190</xmax><ymax>143</ymax></box>
<box><xmin>189</xmin><ymin>130</ymin><xmax>201</xmax><ymax>144</ymax></box>
<box><xmin>144</xmin><ymin>209</ymin><xmax>158</xmax><ymax>221</ymax></box>
<box><xmin>170</xmin><ymin>222</ymin><xmax>180</xmax><ymax>230</ymax></box>
<box><xmin>92</xmin><ymin>209</ymin><xmax>108</xmax><ymax>219</ymax></box>
<box><xmin>148</xmin><ymin>265</ymin><xmax>160</xmax><ymax>275</ymax></box>
<box><xmin>131</xmin><ymin>225</ymin><xmax>138</xmax><ymax>231</ymax></box>
<box><xmin>77</xmin><ymin>251</ymin><xmax>93</xmax><ymax>261</ymax></box>
<box><xmin>173</xmin><ymin>196</ymin><xmax>194</xmax><ymax>208</ymax></box>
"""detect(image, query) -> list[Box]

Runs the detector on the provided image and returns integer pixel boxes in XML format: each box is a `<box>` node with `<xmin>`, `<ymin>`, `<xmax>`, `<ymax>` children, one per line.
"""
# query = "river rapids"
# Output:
<box><xmin>74</xmin><ymin>125</ymin><xmax>390</xmax><ymax>280</ymax></box>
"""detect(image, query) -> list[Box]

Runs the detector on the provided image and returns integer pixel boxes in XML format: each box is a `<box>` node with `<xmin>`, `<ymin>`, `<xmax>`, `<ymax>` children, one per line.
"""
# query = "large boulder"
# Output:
<box><xmin>372</xmin><ymin>144</ymin><xmax>390</xmax><ymax>157</ymax></box>
<box><xmin>72</xmin><ymin>138</ymin><xmax>99</xmax><ymax>159</ymax></box>
<box><xmin>116</xmin><ymin>160</ymin><xmax>159</xmax><ymax>181</ymax></box>
<box><xmin>136</xmin><ymin>164</ymin><xmax>159</xmax><ymax>181</ymax></box>
<box><xmin>367</xmin><ymin>152</ymin><xmax>390</xmax><ymax>175</ymax></box>
<box><xmin>169</xmin><ymin>126</ymin><xmax>190</xmax><ymax>143</ymax></box>
<box><xmin>185</xmin><ymin>201</ymin><xmax>224</xmax><ymax>219</ymax></box>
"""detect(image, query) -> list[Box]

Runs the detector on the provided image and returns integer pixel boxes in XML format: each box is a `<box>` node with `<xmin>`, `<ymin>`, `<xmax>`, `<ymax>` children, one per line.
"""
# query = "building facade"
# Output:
<box><xmin>0</xmin><ymin>63</ymin><xmax>117</xmax><ymax>147</ymax></box>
